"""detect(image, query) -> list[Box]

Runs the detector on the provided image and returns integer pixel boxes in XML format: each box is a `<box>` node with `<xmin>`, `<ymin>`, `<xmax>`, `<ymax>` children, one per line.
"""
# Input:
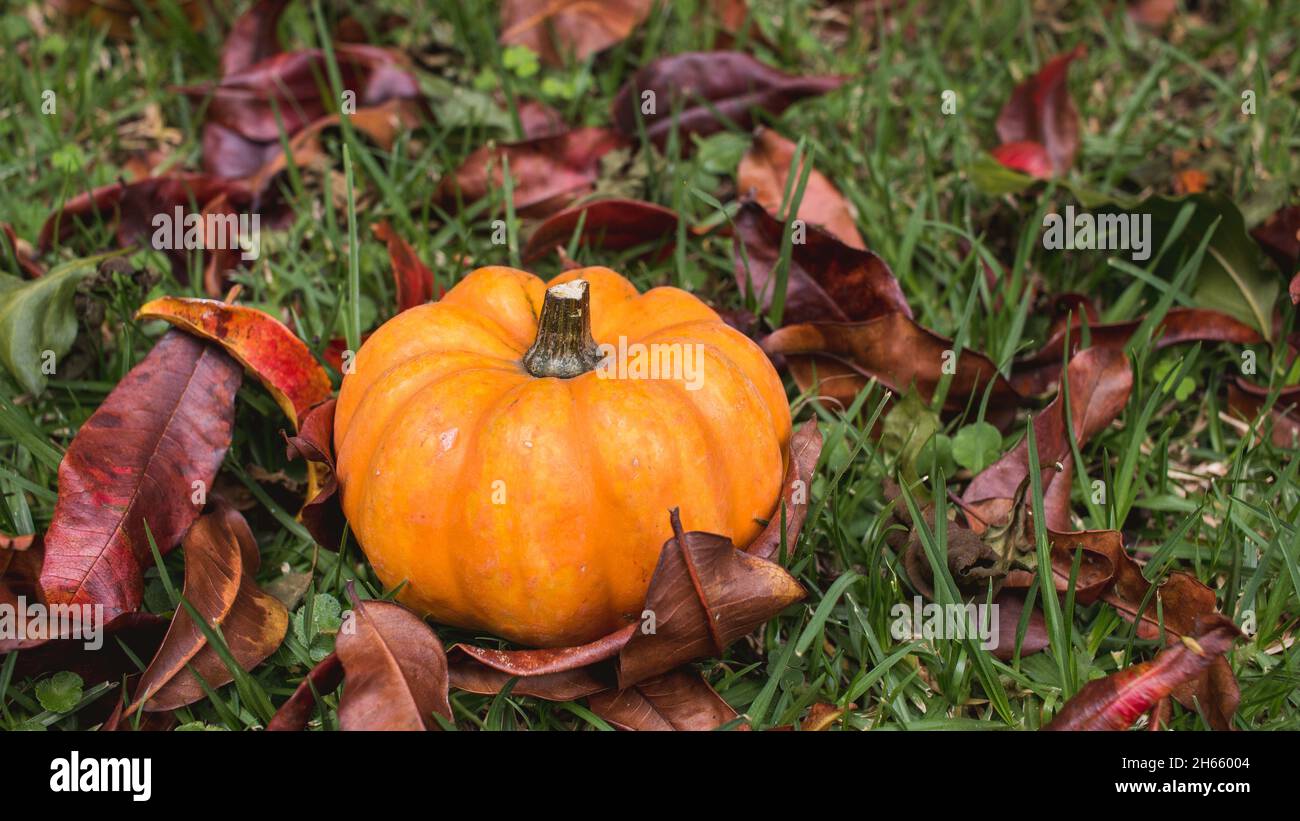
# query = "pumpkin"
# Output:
<box><xmin>334</xmin><ymin>266</ymin><xmax>791</xmax><ymax>646</ymax></box>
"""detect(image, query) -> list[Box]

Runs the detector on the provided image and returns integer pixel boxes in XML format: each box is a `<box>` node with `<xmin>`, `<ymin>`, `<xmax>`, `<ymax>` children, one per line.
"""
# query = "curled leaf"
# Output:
<box><xmin>335</xmin><ymin>593</ymin><xmax>452</xmax><ymax>730</ymax></box>
<box><xmin>373</xmin><ymin>221</ymin><xmax>439</xmax><ymax>312</ymax></box>
<box><xmin>137</xmin><ymin>297</ymin><xmax>332</xmax><ymax>430</ymax></box>
<box><xmin>127</xmin><ymin>502</ymin><xmax>289</xmax><ymax>713</ymax></box>
<box><xmin>1044</xmin><ymin>614</ymin><xmax>1239</xmax><ymax>730</ymax></box>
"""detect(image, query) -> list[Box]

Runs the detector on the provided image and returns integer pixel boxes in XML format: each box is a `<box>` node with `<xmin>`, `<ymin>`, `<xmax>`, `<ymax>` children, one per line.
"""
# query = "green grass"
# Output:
<box><xmin>1</xmin><ymin>0</ymin><xmax>1299</xmax><ymax>730</ymax></box>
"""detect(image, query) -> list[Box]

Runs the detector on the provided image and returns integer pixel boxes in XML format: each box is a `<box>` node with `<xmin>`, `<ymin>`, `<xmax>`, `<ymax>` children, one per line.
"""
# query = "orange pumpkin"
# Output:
<box><xmin>334</xmin><ymin>266</ymin><xmax>791</xmax><ymax>646</ymax></box>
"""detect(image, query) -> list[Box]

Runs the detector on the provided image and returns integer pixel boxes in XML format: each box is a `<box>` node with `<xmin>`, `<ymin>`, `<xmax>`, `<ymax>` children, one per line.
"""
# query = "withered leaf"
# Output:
<box><xmin>500</xmin><ymin>0</ymin><xmax>656</xmax><ymax>66</ymax></box>
<box><xmin>127</xmin><ymin>502</ymin><xmax>287</xmax><ymax>713</ymax></box>
<box><xmin>611</xmin><ymin>51</ymin><xmax>845</xmax><ymax>147</ymax></box>
<box><xmin>137</xmin><ymin>297</ymin><xmax>332</xmax><ymax>430</ymax></box>
<box><xmin>283</xmin><ymin>398</ymin><xmax>346</xmax><ymax>551</ymax></box>
<box><xmin>748</xmin><ymin>418</ymin><xmax>822</xmax><ymax>562</ymax></box>
<box><xmin>335</xmin><ymin>593</ymin><xmax>452</xmax><ymax>731</ymax></box>
<box><xmin>522</xmin><ymin>198</ymin><xmax>679</xmax><ymax>263</ymax></box>
<box><xmin>447</xmin><ymin>627</ymin><xmax>629</xmax><ymax>701</ymax></box>
<box><xmin>737</xmin><ymin>128</ymin><xmax>865</xmax><ymax>249</ymax></box>
<box><xmin>615</xmin><ymin>510</ymin><xmax>804</xmax><ymax>689</ymax></box>
<box><xmin>435</xmin><ymin>127</ymin><xmax>627</xmax><ymax>218</ymax></box>
<box><xmin>588</xmin><ymin>667</ymin><xmax>742</xmax><ymax>731</ymax></box>
<box><xmin>40</xmin><ymin>331</ymin><xmax>242</xmax><ymax>621</ymax></box>
<box><xmin>266</xmin><ymin>651</ymin><xmax>344</xmax><ymax>731</ymax></box>
<box><xmin>760</xmin><ymin>312</ymin><xmax>1018</xmax><ymax>423</ymax></box>
<box><xmin>734</xmin><ymin>202</ymin><xmax>905</xmax><ymax>326</ymax></box>
<box><xmin>1044</xmin><ymin>614</ymin><xmax>1239</xmax><ymax>730</ymax></box>
<box><xmin>963</xmin><ymin>346</ymin><xmax>1132</xmax><ymax>533</ymax></box>
<box><xmin>995</xmin><ymin>45</ymin><xmax>1085</xmax><ymax>177</ymax></box>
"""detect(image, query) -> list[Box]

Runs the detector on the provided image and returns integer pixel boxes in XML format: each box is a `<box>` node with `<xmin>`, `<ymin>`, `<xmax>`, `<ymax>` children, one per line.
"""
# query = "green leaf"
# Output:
<box><xmin>293</xmin><ymin>593</ymin><xmax>343</xmax><ymax>662</ymax></box>
<box><xmin>35</xmin><ymin>671</ymin><xmax>83</xmax><ymax>713</ymax></box>
<box><xmin>916</xmin><ymin>432</ymin><xmax>956</xmax><ymax>477</ymax></box>
<box><xmin>1112</xmin><ymin>193</ymin><xmax>1278</xmax><ymax>339</ymax></box>
<box><xmin>952</xmin><ymin>422</ymin><xmax>1002</xmax><ymax>473</ymax></box>
<box><xmin>0</xmin><ymin>254</ymin><xmax>107</xmax><ymax>395</ymax></box>
<box><xmin>882</xmin><ymin>390</ymin><xmax>941</xmax><ymax>482</ymax></box>
<box><xmin>967</xmin><ymin>154</ymin><xmax>1038</xmax><ymax>196</ymax></box>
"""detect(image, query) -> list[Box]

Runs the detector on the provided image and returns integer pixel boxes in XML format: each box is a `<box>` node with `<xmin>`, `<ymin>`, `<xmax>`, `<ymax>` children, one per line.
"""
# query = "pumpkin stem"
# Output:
<box><xmin>523</xmin><ymin>279</ymin><xmax>604</xmax><ymax>378</ymax></box>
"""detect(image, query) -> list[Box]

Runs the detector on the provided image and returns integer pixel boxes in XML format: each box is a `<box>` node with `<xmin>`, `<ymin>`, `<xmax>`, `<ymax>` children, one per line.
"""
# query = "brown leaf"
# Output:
<box><xmin>734</xmin><ymin>201</ymin><xmax>907</xmax><ymax>325</ymax></box>
<box><xmin>737</xmin><ymin>128</ymin><xmax>864</xmax><ymax>249</ymax></box>
<box><xmin>1250</xmin><ymin>203</ymin><xmax>1300</xmax><ymax>280</ymax></box>
<box><xmin>446</xmin><ymin>628</ymin><xmax>628</xmax><ymax>701</ymax></box>
<box><xmin>760</xmin><ymin>313</ymin><xmax>1018</xmax><ymax>423</ymax></box>
<box><xmin>435</xmin><ymin>127</ymin><xmax>627</xmax><ymax>218</ymax></box>
<box><xmin>989</xmin><ymin>590</ymin><xmax>1049</xmax><ymax>661</ymax></box>
<box><xmin>615</xmin><ymin>510</ymin><xmax>805</xmax><ymax>689</ymax></box>
<box><xmin>283</xmin><ymin>398</ymin><xmax>347</xmax><ymax>550</ymax></box>
<box><xmin>40</xmin><ymin>332</ymin><xmax>242</xmax><ymax>621</ymax></box>
<box><xmin>522</xmin><ymin>198</ymin><xmax>679</xmax><ymax>263</ymax></box>
<box><xmin>127</xmin><ymin>502</ymin><xmax>288</xmax><ymax>713</ymax></box>
<box><xmin>1044</xmin><ymin>614</ymin><xmax>1239</xmax><ymax>730</ymax></box>
<box><xmin>995</xmin><ymin>45</ymin><xmax>1085</xmax><ymax>177</ymax></box>
<box><xmin>335</xmin><ymin>592</ymin><xmax>452</xmax><ymax>730</ymax></box>
<box><xmin>963</xmin><ymin>346</ymin><xmax>1133</xmax><ymax>533</ymax></box>
<box><xmin>800</xmin><ymin>701</ymin><xmax>848</xmax><ymax>730</ymax></box>
<box><xmin>1227</xmin><ymin>379</ymin><xmax>1300</xmax><ymax>447</ymax></box>
<box><xmin>748</xmin><ymin>418</ymin><xmax>823</xmax><ymax>561</ymax></box>
<box><xmin>1012</xmin><ymin>307</ymin><xmax>1261</xmax><ymax>396</ymax></box>
<box><xmin>1</xmin><ymin>223</ymin><xmax>43</xmax><ymax>278</ymax></box>
<box><xmin>266</xmin><ymin>652</ymin><xmax>344</xmax><ymax>731</ymax></box>
<box><xmin>500</xmin><ymin>0</ymin><xmax>656</xmax><ymax>66</ymax></box>
<box><xmin>588</xmin><ymin>667</ymin><xmax>742</xmax><ymax>730</ymax></box>
<box><xmin>611</xmin><ymin>51</ymin><xmax>845</xmax><ymax>148</ymax></box>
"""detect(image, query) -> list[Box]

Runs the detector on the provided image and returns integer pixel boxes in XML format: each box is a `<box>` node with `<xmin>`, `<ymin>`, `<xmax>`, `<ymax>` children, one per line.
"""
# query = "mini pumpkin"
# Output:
<box><xmin>334</xmin><ymin>266</ymin><xmax>791</xmax><ymax>646</ymax></box>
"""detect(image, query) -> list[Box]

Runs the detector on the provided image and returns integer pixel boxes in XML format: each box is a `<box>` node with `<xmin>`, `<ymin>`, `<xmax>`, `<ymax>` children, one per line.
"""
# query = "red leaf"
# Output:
<box><xmin>266</xmin><ymin>652</ymin><xmax>344</xmax><ymax>731</ymax></box>
<box><xmin>611</xmin><ymin>51</ymin><xmax>845</xmax><ymax>148</ymax></box>
<box><xmin>40</xmin><ymin>332</ymin><xmax>242</xmax><ymax>620</ymax></box>
<box><xmin>219</xmin><ymin>0</ymin><xmax>291</xmax><ymax>77</ymax></box>
<box><xmin>522</xmin><ymin>198</ymin><xmax>679</xmax><ymax>263</ymax></box>
<box><xmin>1044</xmin><ymin>615</ymin><xmax>1239</xmax><ymax>730</ymax></box>
<box><xmin>373</xmin><ymin>221</ymin><xmax>438</xmax><ymax>311</ymax></box>
<box><xmin>435</xmin><ymin>127</ymin><xmax>627</xmax><ymax>218</ymax></box>
<box><xmin>995</xmin><ymin>45</ymin><xmax>1085</xmax><ymax>177</ymax></box>
<box><xmin>990</xmin><ymin>141</ymin><xmax>1054</xmax><ymax>180</ymax></box>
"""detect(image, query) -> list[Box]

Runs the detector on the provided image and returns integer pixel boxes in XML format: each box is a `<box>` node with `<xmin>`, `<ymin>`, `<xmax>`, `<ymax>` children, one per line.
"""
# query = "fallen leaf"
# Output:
<box><xmin>734</xmin><ymin>201</ymin><xmax>907</xmax><ymax>325</ymax></box>
<box><xmin>283</xmin><ymin>398</ymin><xmax>347</xmax><ymax>550</ymax></box>
<box><xmin>435</xmin><ymin>127</ymin><xmax>627</xmax><ymax>218</ymax></box>
<box><xmin>615</xmin><ymin>509</ymin><xmax>805</xmax><ymax>688</ymax></box>
<box><xmin>1250</xmin><ymin>203</ymin><xmax>1300</xmax><ymax>281</ymax></box>
<box><xmin>1044</xmin><ymin>614</ymin><xmax>1239</xmax><ymax>730</ymax></box>
<box><xmin>1227</xmin><ymin>379</ymin><xmax>1300</xmax><ymax>447</ymax></box>
<box><xmin>989</xmin><ymin>141</ymin><xmax>1054</xmax><ymax>180</ymax></box>
<box><xmin>738</xmin><ymin>128</ymin><xmax>864</xmax><ymax>248</ymax></box>
<box><xmin>500</xmin><ymin>0</ymin><xmax>656</xmax><ymax>66</ymax></box>
<box><xmin>137</xmin><ymin>297</ymin><xmax>332</xmax><ymax>429</ymax></box>
<box><xmin>760</xmin><ymin>312</ymin><xmax>1019</xmax><ymax>422</ymax></box>
<box><xmin>963</xmin><ymin>346</ymin><xmax>1133</xmax><ymax>533</ymax></box>
<box><xmin>611</xmin><ymin>51</ymin><xmax>845</xmax><ymax>148</ymax></box>
<box><xmin>373</xmin><ymin>221</ymin><xmax>438</xmax><ymax>311</ymax></box>
<box><xmin>335</xmin><ymin>591</ymin><xmax>453</xmax><ymax>730</ymax></box>
<box><xmin>521</xmin><ymin>198</ymin><xmax>679</xmax><ymax>263</ymax></box>
<box><xmin>447</xmin><ymin>627</ymin><xmax>628</xmax><ymax>700</ymax></box>
<box><xmin>994</xmin><ymin>45</ymin><xmax>1085</xmax><ymax>177</ymax></box>
<box><xmin>0</xmin><ymin>254</ymin><xmax>105</xmax><ymax>395</ymax></box>
<box><xmin>40</xmin><ymin>331</ymin><xmax>242</xmax><ymax>620</ymax></box>
<box><xmin>748</xmin><ymin>418</ymin><xmax>822</xmax><ymax>562</ymax></box>
<box><xmin>588</xmin><ymin>667</ymin><xmax>742</xmax><ymax>730</ymax></box>
<box><xmin>127</xmin><ymin>502</ymin><xmax>289</xmax><ymax>713</ymax></box>
<box><xmin>218</xmin><ymin>0</ymin><xmax>291</xmax><ymax>77</ymax></box>
<box><xmin>266</xmin><ymin>651</ymin><xmax>344</xmax><ymax>731</ymax></box>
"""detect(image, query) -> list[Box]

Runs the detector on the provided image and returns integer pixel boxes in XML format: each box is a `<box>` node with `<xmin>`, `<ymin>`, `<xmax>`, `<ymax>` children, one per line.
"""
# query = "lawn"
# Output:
<box><xmin>0</xmin><ymin>0</ymin><xmax>1298</xmax><ymax>732</ymax></box>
